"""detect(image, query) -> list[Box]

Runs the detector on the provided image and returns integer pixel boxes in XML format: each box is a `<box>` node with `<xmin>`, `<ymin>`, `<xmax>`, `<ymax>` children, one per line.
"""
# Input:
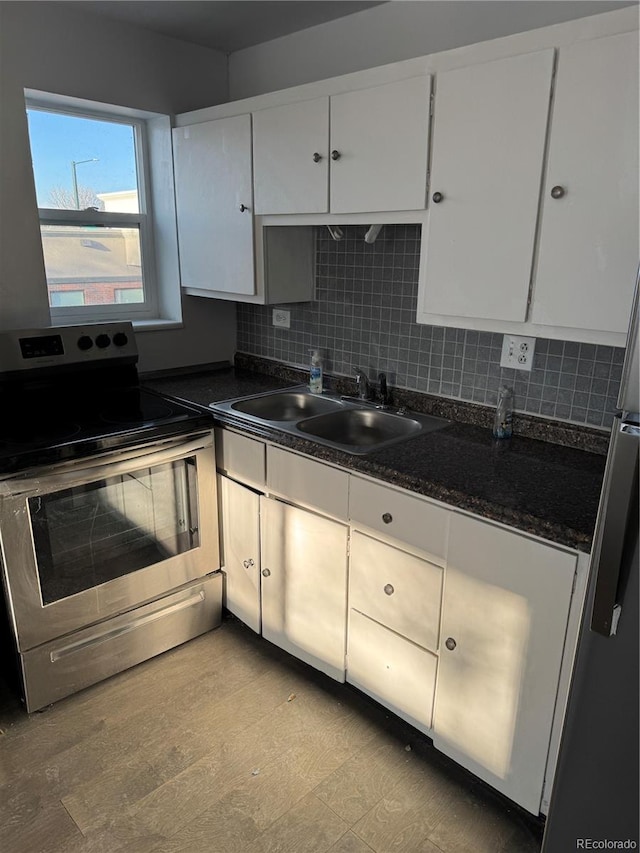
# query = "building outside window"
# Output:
<box><xmin>25</xmin><ymin>100</ymin><xmax>160</xmax><ymax>323</ymax></box>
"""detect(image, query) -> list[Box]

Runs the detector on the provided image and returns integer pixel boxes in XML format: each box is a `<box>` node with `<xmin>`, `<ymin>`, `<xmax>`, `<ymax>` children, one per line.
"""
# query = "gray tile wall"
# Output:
<box><xmin>237</xmin><ymin>225</ymin><xmax>624</xmax><ymax>428</ymax></box>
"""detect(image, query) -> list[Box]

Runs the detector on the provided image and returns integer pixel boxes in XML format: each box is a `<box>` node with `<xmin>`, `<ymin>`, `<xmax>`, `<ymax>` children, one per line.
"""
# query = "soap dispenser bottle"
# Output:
<box><xmin>493</xmin><ymin>385</ymin><xmax>513</xmax><ymax>439</ymax></box>
<box><xmin>309</xmin><ymin>350</ymin><xmax>323</xmax><ymax>394</ymax></box>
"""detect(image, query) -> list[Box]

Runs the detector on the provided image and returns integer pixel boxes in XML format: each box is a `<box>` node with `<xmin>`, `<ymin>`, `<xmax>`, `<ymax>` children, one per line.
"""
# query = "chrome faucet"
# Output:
<box><xmin>354</xmin><ymin>367</ymin><xmax>372</xmax><ymax>400</ymax></box>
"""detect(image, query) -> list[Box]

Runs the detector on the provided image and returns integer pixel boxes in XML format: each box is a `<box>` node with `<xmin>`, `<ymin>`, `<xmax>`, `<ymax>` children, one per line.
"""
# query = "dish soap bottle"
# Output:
<box><xmin>309</xmin><ymin>350</ymin><xmax>323</xmax><ymax>394</ymax></box>
<box><xmin>493</xmin><ymin>386</ymin><xmax>513</xmax><ymax>439</ymax></box>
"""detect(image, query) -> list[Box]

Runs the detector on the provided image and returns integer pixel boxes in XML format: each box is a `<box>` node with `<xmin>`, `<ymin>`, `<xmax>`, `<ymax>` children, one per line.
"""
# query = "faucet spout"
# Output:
<box><xmin>354</xmin><ymin>367</ymin><xmax>371</xmax><ymax>400</ymax></box>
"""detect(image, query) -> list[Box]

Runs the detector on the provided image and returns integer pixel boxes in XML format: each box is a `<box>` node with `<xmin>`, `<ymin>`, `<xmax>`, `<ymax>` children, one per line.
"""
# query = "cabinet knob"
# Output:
<box><xmin>432</xmin><ymin>191</ymin><xmax>444</xmax><ymax>204</ymax></box>
<box><xmin>331</xmin><ymin>150</ymin><xmax>341</xmax><ymax>161</ymax></box>
<box><xmin>239</xmin><ymin>203</ymin><xmax>249</xmax><ymax>212</ymax></box>
<box><xmin>382</xmin><ymin>512</ymin><xmax>393</xmax><ymax>524</ymax></box>
<box><xmin>550</xmin><ymin>185</ymin><xmax>566</xmax><ymax>200</ymax></box>
<box><xmin>383</xmin><ymin>583</ymin><xmax>395</xmax><ymax>596</ymax></box>
<box><xmin>312</xmin><ymin>152</ymin><xmax>323</xmax><ymax>163</ymax></box>
<box><xmin>243</xmin><ymin>559</ymin><xmax>255</xmax><ymax>569</ymax></box>
<box><xmin>262</xmin><ymin>568</ymin><xmax>271</xmax><ymax>577</ymax></box>
<box><xmin>445</xmin><ymin>637</ymin><xmax>457</xmax><ymax>651</ymax></box>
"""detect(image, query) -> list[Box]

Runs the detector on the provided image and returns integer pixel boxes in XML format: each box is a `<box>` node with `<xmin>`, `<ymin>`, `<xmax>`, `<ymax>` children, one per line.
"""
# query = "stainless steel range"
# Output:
<box><xmin>0</xmin><ymin>323</ymin><xmax>221</xmax><ymax>712</ymax></box>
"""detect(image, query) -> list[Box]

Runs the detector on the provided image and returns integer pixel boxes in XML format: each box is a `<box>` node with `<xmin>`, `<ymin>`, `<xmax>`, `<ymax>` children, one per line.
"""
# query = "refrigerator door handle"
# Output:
<box><xmin>590</xmin><ymin>417</ymin><xmax>639</xmax><ymax>636</ymax></box>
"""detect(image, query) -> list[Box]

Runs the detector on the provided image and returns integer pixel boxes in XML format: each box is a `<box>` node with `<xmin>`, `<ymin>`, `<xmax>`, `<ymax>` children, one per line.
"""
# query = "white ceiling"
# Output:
<box><xmin>62</xmin><ymin>1</ymin><xmax>387</xmax><ymax>53</ymax></box>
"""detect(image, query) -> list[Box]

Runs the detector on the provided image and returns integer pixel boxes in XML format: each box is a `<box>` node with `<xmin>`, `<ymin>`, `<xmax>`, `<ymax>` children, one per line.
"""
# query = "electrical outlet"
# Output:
<box><xmin>272</xmin><ymin>309</ymin><xmax>290</xmax><ymax>329</ymax></box>
<box><xmin>500</xmin><ymin>335</ymin><xmax>536</xmax><ymax>371</ymax></box>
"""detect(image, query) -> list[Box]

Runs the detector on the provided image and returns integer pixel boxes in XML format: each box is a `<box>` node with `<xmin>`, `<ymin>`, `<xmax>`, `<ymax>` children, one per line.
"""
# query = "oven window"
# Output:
<box><xmin>29</xmin><ymin>458</ymin><xmax>199</xmax><ymax>605</ymax></box>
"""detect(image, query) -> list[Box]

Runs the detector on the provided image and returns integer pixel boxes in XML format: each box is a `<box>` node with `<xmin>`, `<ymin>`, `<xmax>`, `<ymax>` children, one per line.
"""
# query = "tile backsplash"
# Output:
<box><xmin>237</xmin><ymin>225</ymin><xmax>624</xmax><ymax>429</ymax></box>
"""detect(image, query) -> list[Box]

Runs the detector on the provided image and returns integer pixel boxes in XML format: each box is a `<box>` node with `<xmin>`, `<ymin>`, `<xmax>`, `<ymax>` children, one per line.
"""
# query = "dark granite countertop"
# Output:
<box><xmin>144</xmin><ymin>365</ymin><xmax>607</xmax><ymax>553</ymax></box>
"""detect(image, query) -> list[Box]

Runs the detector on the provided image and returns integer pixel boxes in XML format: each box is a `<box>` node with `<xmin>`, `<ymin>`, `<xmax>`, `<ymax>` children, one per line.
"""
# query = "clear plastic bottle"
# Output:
<box><xmin>493</xmin><ymin>385</ymin><xmax>513</xmax><ymax>439</ymax></box>
<box><xmin>309</xmin><ymin>350</ymin><xmax>323</xmax><ymax>394</ymax></box>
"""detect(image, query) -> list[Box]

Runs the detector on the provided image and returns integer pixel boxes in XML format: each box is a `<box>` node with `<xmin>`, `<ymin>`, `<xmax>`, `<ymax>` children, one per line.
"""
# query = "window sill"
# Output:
<box><xmin>132</xmin><ymin>319</ymin><xmax>184</xmax><ymax>332</ymax></box>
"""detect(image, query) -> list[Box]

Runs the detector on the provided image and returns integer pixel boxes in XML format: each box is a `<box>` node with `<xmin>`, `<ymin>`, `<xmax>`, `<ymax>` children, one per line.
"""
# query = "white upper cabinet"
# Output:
<box><xmin>329</xmin><ymin>76</ymin><xmax>431</xmax><ymax>214</ymax></box>
<box><xmin>252</xmin><ymin>77</ymin><xmax>431</xmax><ymax>215</ymax></box>
<box><xmin>418</xmin><ymin>50</ymin><xmax>554</xmax><ymax>323</ymax></box>
<box><xmin>531</xmin><ymin>31</ymin><xmax>639</xmax><ymax>335</ymax></box>
<box><xmin>173</xmin><ymin>115</ymin><xmax>255</xmax><ymax>295</ymax></box>
<box><xmin>253</xmin><ymin>97</ymin><xmax>329</xmax><ymax>215</ymax></box>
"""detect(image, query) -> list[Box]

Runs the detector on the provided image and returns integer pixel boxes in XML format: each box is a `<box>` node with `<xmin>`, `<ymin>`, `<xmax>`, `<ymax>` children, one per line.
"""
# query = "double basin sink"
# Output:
<box><xmin>210</xmin><ymin>386</ymin><xmax>449</xmax><ymax>455</ymax></box>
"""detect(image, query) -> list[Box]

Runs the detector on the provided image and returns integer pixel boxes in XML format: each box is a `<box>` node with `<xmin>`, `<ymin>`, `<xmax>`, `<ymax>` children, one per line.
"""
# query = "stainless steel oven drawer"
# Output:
<box><xmin>20</xmin><ymin>573</ymin><xmax>222</xmax><ymax>712</ymax></box>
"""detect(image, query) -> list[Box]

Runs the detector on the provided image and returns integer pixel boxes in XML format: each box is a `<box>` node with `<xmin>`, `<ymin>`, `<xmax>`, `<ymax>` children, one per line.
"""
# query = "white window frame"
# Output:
<box><xmin>26</xmin><ymin>93</ymin><xmax>165</xmax><ymax>325</ymax></box>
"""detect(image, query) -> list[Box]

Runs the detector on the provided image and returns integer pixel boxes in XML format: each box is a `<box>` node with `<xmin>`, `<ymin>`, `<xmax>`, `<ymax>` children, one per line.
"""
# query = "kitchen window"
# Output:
<box><xmin>25</xmin><ymin>92</ymin><xmax>181</xmax><ymax>328</ymax></box>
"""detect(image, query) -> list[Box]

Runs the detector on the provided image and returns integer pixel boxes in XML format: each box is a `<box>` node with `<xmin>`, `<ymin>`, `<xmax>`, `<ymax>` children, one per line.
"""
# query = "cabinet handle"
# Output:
<box><xmin>239</xmin><ymin>203</ymin><xmax>249</xmax><ymax>212</ymax></box>
<box><xmin>243</xmin><ymin>559</ymin><xmax>255</xmax><ymax>569</ymax></box>
<box><xmin>312</xmin><ymin>152</ymin><xmax>323</xmax><ymax>163</ymax></box>
<box><xmin>550</xmin><ymin>185</ymin><xmax>566</xmax><ymax>200</ymax></box>
<box><xmin>445</xmin><ymin>637</ymin><xmax>457</xmax><ymax>651</ymax></box>
<box><xmin>262</xmin><ymin>568</ymin><xmax>271</xmax><ymax>577</ymax></box>
<box><xmin>383</xmin><ymin>583</ymin><xmax>395</xmax><ymax>596</ymax></box>
<box><xmin>382</xmin><ymin>512</ymin><xmax>393</xmax><ymax>524</ymax></box>
<box><xmin>331</xmin><ymin>150</ymin><xmax>341</xmax><ymax>161</ymax></box>
<box><xmin>432</xmin><ymin>191</ymin><xmax>444</xmax><ymax>204</ymax></box>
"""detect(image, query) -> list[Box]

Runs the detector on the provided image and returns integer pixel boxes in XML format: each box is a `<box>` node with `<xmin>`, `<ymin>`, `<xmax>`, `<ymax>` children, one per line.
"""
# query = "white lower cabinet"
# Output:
<box><xmin>215</xmin><ymin>430</ymin><xmax>582</xmax><ymax>814</ymax></box>
<box><xmin>347</xmin><ymin>531</ymin><xmax>442</xmax><ymax>733</ymax></box>
<box><xmin>218</xmin><ymin>475</ymin><xmax>261</xmax><ymax>633</ymax></box>
<box><xmin>349</xmin><ymin>531</ymin><xmax>443</xmax><ymax>651</ymax></box>
<box><xmin>433</xmin><ymin>512</ymin><xmax>577</xmax><ymax>814</ymax></box>
<box><xmin>348</xmin><ymin>610</ymin><xmax>438</xmax><ymax>734</ymax></box>
<box><xmin>260</xmin><ymin>495</ymin><xmax>349</xmax><ymax>682</ymax></box>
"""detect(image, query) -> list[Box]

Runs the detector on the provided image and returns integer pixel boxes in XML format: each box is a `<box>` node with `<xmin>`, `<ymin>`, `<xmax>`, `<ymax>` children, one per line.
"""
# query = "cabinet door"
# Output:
<box><xmin>532</xmin><ymin>32</ymin><xmax>639</xmax><ymax>334</ymax></box>
<box><xmin>350</xmin><ymin>531</ymin><xmax>442</xmax><ymax>652</ymax></box>
<box><xmin>330</xmin><ymin>77</ymin><xmax>431</xmax><ymax>214</ymax></box>
<box><xmin>253</xmin><ymin>98</ymin><xmax>329</xmax><ymax>214</ymax></box>
<box><xmin>348</xmin><ymin>610</ymin><xmax>438</xmax><ymax>734</ymax></box>
<box><xmin>433</xmin><ymin>513</ymin><xmax>577</xmax><ymax>814</ymax></box>
<box><xmin>260</xmin><ymin>496</ymin><xmax>348</xmax><ymax>681</ymax></box>
<box><xmin>218</xmin><ymin>475</ymin><xmax>261</xmax><ymax>633</ymax></box>
<box><xmin>419</xmin><ymin>50</ymin><xmax>554</xmax><ymax>323</ymax></box>
<box><xmin>173</xmin><ymin>115</ymin><xmax>254</xmax><ymax>295</ymax></box>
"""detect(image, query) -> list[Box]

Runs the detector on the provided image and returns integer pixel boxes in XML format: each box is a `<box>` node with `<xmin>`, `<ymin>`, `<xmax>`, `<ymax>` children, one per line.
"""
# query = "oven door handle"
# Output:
<box><xmin>1</xmin><ymin>430</ymin><xmax>213</xmax><ymax>497</ymax></box>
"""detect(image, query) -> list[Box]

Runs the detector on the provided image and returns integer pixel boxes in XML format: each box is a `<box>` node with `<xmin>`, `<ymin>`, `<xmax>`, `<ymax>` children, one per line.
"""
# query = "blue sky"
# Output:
<box><xmin>27</xmin><ymin>109</ymin><xmax>138</xmax><ymax>208</ymax></box>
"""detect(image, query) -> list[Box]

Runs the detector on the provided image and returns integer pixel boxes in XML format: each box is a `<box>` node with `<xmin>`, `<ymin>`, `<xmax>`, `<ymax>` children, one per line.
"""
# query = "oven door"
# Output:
<box><xmin>0</xmin><ymin>430</ymin><xmax>218</xmax><ymax>651</ymax></box>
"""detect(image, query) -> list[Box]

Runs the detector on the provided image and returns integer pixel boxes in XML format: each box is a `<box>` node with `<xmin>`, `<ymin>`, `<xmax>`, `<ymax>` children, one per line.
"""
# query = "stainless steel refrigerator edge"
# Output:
<box><xmin>542</xmin><ymin>274</ymin><xmax>639</xmax><ymax>850</ymax></box>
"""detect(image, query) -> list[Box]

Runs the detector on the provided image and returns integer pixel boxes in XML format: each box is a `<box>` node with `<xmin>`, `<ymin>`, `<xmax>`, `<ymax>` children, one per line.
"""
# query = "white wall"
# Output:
<box><xmin>0</xmin><ymin>1</ymin><xmax>235</xmax><ymax>371</ymax></box>
<box><xmin>229</xmin><ymin>0</ymin><xmax>635</xmax><ymax>98</ymax></box>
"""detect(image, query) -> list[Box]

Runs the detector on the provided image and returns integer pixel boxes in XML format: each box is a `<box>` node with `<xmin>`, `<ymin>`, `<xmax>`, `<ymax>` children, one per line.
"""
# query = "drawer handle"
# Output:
<box><xmin>445</xmin><ymin>637</ymin><xmax>457</xmax><ymax>651</ymax></box>
<box><xmin>262</xmin><ymin>568</ymin><xmax>271</xmax><ymax>577</ymax></box>
<box><xmin>384</xmin><ymin>583</ymin><xmax>395</xmax><ymax>596</ymax></box>
<box><xmin>243</xmin><ymin>559</ymin><xmax>255</xmax><ymax>569</ymax></box>
<box><xmin>382</xmin><ymin>512</ymin><xmax>393</xmax><ymax>524</ymax></box>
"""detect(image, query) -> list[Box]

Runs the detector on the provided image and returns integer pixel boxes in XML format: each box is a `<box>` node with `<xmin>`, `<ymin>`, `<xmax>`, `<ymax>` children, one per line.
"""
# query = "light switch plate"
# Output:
<box><xmin>272</xmin><ymin>309</ymin><xmax>290</xmax><ymax>329</ymax></box>
<box><xmin>500</xmin><ymin>335</ymin><xmax>536</xmax><ymax>371</ymax></box>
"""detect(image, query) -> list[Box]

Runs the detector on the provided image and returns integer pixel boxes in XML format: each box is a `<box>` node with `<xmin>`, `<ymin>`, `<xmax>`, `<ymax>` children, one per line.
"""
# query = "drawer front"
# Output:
<box><xmin>347</xmin><ymin>609</ymin><xmax>437</xmax><ymax>734</ymax></box>
<box><xmin>350</xmin><ymin>531</ymin><xmax>442</xmax><ymax>652</ymax></box>
<box><xmin>215</xmin><ymin>427</ymin><xmax>265</xmax><ymax>486</ymax></box>
<box><xmin>349</xmin><ymin>475</ymin><xmax>449</xmax><ymax>563</ymax></box>
<box><xmin>267</xmin><ymin>445</ymin><xmax>349</xmax><ymax>520</ymax></box>
<box><xmin>21</xmin><ymin>575</ymin><xmax>222</xmax><ymax>713</ymax></box>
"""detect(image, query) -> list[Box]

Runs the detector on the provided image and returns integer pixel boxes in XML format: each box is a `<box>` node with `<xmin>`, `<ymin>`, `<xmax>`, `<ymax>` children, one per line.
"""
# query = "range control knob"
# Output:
<box><xmin>77</xmin><ymin>335</ymin><xmax>93</xmax><ymax>351</ymax></box>
<box><xmin>95</xmin><ymin>334</ymin><xmax>111</xmax><ymax>349</ymax></box>
<box><xmin>113</xmin><ymin>332</ymin><xmax>128</xmax><ymax>347</ymax></box>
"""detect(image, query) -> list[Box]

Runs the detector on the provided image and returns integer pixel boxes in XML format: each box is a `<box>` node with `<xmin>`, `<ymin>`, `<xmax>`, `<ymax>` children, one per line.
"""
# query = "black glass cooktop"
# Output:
<box><xmin>0</xmin><ymin>386</ymin><xmax>212</xmax><ymax>475</ymax></box>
